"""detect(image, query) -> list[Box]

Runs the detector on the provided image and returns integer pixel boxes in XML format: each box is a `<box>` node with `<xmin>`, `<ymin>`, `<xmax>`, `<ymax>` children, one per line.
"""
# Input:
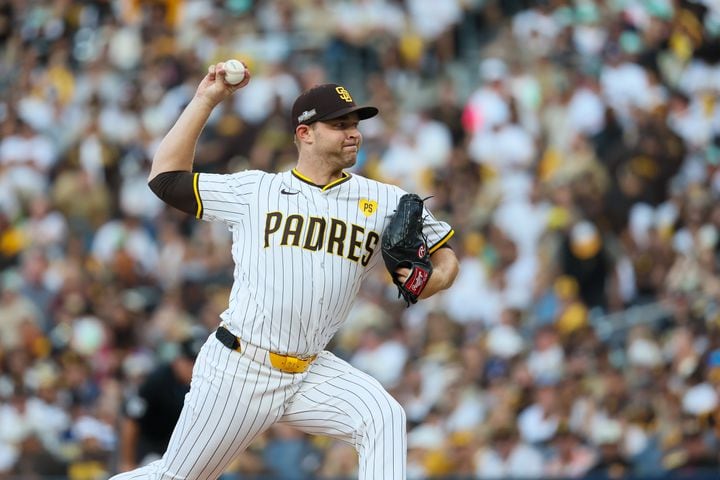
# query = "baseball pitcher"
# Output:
<box><xmin>110</xmin><ymin>61</ymin><xmax>459</xmax><ymax>480</ymax></box>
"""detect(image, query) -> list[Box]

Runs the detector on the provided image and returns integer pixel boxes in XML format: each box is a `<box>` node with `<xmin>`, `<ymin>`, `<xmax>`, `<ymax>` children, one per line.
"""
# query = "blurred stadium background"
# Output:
<box><xmin>1</xmin><ymin>0</ymin><xmax>720</xmax><ymax>479</ymax></box>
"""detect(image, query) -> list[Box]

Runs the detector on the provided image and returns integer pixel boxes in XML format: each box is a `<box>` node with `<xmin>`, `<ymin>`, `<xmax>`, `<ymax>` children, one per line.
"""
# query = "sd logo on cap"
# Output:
<box><xmin>291</xmin><ymin>83</ymin><xmax>378</xmax><ymax>129</ymax></box>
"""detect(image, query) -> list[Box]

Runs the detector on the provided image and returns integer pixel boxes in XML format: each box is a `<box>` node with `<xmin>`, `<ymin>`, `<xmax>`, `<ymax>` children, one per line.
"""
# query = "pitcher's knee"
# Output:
<box><xmin>359</xmin><ymin>394</ymin><xmax>406</xmax><ymax>442</ymax></box>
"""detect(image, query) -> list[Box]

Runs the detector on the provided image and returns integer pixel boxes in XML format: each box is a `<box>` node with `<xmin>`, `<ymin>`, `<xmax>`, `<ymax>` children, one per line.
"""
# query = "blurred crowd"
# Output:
<box><xmin>1</xmin><ymin>0</ymin><xmax>720</xmax><ymax>479</ymax></box>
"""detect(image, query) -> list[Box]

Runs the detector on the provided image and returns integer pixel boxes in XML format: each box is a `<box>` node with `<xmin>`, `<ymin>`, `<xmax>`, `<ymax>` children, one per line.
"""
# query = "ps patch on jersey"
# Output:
<box><xmin>359</xmin><ymin>199</ymin><xmax>377</xmax><ymax>217</ymax></box>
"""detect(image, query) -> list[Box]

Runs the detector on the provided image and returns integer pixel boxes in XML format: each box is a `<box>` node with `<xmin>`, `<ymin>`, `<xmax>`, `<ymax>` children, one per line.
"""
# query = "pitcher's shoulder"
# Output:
<box><xmin>350</xmin><ymin>174</ymin><xmax>405</xmax><ymax>197</ymax></box>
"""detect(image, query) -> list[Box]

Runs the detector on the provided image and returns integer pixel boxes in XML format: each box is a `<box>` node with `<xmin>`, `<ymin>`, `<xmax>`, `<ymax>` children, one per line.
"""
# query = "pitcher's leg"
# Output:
<box><xmin>110</xmin><ymin>335</ymin><xmax>296</xmax><ymax>480</ymax></box>
<box><xmin>279</xmin><ymin>352</ymin><xmax>407</xmax><ymax>479</ymax></box>
<box><xmin>108</xmin><ymin>460</ymin><xmax>164</xmax><ymax>480</ymax></box>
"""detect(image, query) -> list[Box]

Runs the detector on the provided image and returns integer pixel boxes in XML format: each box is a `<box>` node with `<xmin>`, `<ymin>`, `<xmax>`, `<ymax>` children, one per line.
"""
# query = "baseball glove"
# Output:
<box><xmin>381</xmin><ymin>194</ymin><xmax>433</xmax><ymax>306</ymax></box>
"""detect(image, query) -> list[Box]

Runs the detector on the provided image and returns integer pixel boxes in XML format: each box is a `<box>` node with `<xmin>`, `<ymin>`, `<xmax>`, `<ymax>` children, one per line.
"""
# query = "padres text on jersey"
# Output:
<box><xmin>193</xmin><ymin>168</ymin><xmax>454</xmax><ymax>357</ymax></box>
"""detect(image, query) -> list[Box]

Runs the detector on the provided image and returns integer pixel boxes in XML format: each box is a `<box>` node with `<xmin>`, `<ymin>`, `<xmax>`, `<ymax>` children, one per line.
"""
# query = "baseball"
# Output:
<box><xmin>223</xmin><ymin>59</ymin><xmax>246</xmax><ymax>85</ymax></box>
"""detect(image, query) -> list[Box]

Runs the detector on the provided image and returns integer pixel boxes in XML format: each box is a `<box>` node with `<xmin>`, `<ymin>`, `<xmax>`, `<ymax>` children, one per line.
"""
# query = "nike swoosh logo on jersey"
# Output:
<box><xmin>281</xmin><ymin>189</ymin><xmax>300</xmax><ymax>195</ymax></box>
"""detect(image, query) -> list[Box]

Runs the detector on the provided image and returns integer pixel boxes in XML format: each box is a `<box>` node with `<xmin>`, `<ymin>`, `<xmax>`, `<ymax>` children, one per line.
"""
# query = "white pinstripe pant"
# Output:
<box><xmin>110</xmin><ymin>333</ymin><xmax>407</xmax><ymax>479</ymax></box>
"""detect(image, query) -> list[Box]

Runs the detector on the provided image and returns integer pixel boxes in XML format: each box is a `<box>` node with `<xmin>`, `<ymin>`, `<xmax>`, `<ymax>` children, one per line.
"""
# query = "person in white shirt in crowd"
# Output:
<box><xmin>474</xmin><ymin>425</ymin><xmax>544</xmax><ymax>479</ymax></box>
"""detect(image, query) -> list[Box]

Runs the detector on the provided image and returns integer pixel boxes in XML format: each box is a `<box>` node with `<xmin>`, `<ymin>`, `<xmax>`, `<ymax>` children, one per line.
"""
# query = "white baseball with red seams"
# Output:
<box><xmin>223</xmin><ymin>59</ymin><xmax>245</xmax><ymax>85</ymax></box>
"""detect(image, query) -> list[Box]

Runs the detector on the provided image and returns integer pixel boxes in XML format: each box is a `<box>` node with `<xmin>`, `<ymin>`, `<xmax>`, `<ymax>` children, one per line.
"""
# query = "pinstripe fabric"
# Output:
<box><xmin>110</xmin><ymin>334</ymin><xmax>304</xmax><ymax>480</ymax></box>
<box><xmin>196</xmin><ymin>169</ymin><xmax>453</xmax><ymax>357</ymax></box>
<box><xmin>110</xmin><ymin>336</ymin><xmax>406</xmax><ymax>480</ymax></box>
<box><xmin>280</xmin><ymin>352</ymin><xmax>407</xmax><ymax>479</ymax></box>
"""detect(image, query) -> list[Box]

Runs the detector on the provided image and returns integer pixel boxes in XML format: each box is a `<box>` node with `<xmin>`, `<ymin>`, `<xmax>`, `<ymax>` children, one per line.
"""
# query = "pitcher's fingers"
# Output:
<box><xmin>236</xmin><ymin>69</ymin><xmax>251</xmax><ymax>88</ymax></box>
<box><xmin>216</xmin><ymin>63</ymin><xmax>228</xmax><ymax>83</ymax></box>
<box><xmin>208</xmin><ymin>64</ymin><xmax>216</xmax><ymax>80</ymax></box>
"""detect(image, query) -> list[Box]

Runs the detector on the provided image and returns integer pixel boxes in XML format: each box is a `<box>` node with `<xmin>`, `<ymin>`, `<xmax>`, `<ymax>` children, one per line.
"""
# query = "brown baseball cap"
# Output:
<box><xmin>291</xmin><ymin>83</ymin><xmax>378</xmax><ymax>129</ymax></box>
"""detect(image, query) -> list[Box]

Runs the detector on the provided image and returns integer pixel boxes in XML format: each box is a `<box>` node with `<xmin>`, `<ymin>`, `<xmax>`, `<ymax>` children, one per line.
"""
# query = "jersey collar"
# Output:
<box><xmin>291</xmin><ymin>168</ymin><xmax>352</xmax><ymax>191</ymax></box>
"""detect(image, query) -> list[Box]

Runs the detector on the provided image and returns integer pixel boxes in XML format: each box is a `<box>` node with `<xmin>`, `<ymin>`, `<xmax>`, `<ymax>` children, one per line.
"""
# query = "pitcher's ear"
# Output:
<box><xmin>296</xmin><ymin>124</ymin><xmax>314</xmax><ymax>143</ymax></box>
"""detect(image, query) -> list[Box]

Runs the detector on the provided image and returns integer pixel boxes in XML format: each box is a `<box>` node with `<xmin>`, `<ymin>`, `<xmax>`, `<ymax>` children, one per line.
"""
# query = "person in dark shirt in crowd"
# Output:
<box><xmin>560</xmin><ymin>220</ymin><xmax>611</xmax><ymax>310</ymax></box>
<box><xmin>118</xmin><ymin>333</ymin><xmax>205</xmax><ymax>470</ymax></box>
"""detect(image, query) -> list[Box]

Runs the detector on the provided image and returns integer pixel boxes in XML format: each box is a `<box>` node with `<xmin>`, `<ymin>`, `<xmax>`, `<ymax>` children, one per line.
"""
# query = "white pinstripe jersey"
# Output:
<box><xmin>194</xmin><ymin>168</ymin><xmax>454</xmax><ymax>357</ymax></box>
